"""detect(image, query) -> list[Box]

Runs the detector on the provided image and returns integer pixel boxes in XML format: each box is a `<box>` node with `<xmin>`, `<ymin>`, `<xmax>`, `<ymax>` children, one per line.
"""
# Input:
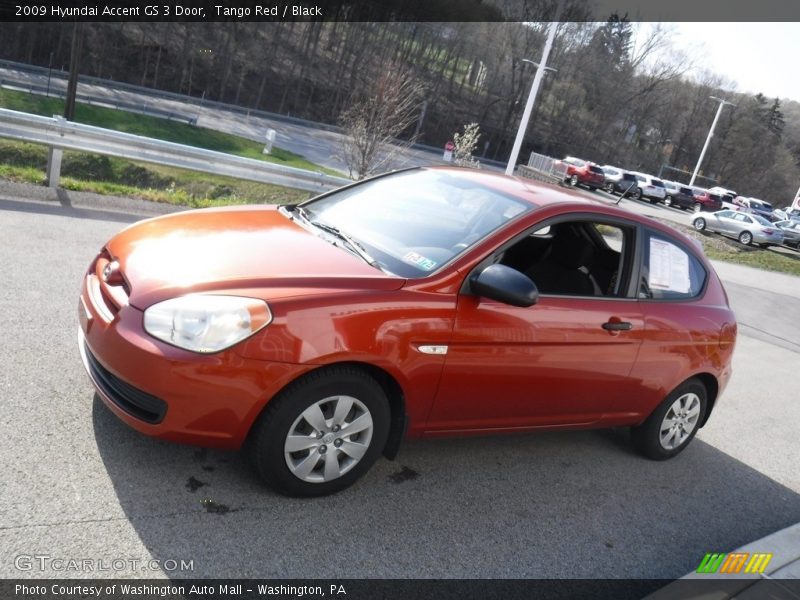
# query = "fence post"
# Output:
<box><xmin>45</xmin><ymin>115</ymin><xmax>64</xmax><ymax>188</ymax></box>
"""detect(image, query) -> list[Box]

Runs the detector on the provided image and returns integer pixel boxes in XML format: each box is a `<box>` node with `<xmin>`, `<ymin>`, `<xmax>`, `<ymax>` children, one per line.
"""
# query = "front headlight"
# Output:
<box><xmin>143</xmin><ymin>295</ymin><xmax>272</xmax><ymax>353</ymax></box>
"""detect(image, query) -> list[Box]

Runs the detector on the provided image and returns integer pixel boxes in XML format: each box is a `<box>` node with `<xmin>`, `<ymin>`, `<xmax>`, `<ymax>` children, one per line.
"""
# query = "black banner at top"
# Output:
<box><xmin>2</xmin><ymin>0</ymin><xmax>800</xmax><ymax>22</ymax></box>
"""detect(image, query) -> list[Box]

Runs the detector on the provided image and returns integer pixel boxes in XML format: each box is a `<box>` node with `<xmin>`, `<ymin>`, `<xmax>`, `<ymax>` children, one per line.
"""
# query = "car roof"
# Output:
<box><xmin>417</xmin><ymin>167</ymin><xmax>704</xmax><ymax>258</ymax></box>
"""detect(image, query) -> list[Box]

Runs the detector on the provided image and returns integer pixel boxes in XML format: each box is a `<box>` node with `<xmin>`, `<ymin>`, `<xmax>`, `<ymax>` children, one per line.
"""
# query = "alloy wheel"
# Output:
<box><xmin>659</xmin><ymin>393</ymin><xmax>701</xmax><ymax>450</ymax></box>
<box><xmin>284</xmin><ymin>395</ymin><xmax>374</xmax><ymax>483</ymax></box>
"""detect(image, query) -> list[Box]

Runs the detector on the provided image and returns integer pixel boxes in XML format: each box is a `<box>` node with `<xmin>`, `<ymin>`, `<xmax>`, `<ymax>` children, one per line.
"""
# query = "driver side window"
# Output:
<box><xmin>499</xmin><ymin>220</ymin><xmax>634</xmax><ymax>298</ymax></box>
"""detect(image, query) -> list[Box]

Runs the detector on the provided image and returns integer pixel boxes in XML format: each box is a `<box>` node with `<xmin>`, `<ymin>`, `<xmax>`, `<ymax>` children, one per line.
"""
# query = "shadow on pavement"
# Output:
<box><xmin>92</xmin><ymin>395</ymin><xmax>800</xmax><ymax>579</ymax></box>
<box><xmin>0</xmin><ymin>195</ymin><xmax>151</xmax><ymax>224</ymax></box>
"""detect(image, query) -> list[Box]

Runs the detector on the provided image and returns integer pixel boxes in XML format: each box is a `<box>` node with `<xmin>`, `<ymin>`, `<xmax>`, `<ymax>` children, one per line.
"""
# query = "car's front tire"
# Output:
<box><xmin>569</xmin><ymin>175</ymin><xmax>579</xmax><ymax>187</ymax></box>
<box><xmin>693</xmin><ymin>217</ymin><xmax>706</xmax><ymax>231</ymax></box>
<box><xmin>247</xmin><ymin>367</ymin><xmax>390</xmax><ymax>497</ymax></box>
<box><xmin>631</xmin><ymin>379</ymin><xmax>707</xmax><ymax>460</ymax></box>
<box><xmin>604</xmin><ymin>182</ymin><xmax>615</xmax><ymax>194</ymax></box>
<box><xmin>739</xmin><ymin>231</ymin><xmax>753</xmax><ymax>246</ymax></box>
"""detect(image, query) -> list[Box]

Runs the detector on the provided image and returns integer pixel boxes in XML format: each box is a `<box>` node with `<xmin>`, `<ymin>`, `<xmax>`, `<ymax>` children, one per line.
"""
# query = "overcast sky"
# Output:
<box><xmin>632</xmin><ymin>22</ymin><xmax>800</xmax><ymax>104</ymax></box>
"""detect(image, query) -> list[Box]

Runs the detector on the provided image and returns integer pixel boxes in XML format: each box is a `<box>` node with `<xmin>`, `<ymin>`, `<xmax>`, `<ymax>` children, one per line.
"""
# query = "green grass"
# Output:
<box><xmin>0</xmin><ymin>87</ymin><xmax>344</xmax><ymax>207</ymax></box>
<box><xmin>0</xmin><ymin>140</ymin><xmax>311</xmax><ymax>208</ymax></box>
<box><xmin>0</xmin><ymin>88</ymin><xmax>342</xmax><ymax>176</ymax></box>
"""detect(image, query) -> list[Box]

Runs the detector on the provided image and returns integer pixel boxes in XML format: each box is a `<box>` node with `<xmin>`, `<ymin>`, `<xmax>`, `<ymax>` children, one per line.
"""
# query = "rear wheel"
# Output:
<box><xmin>693</xmin><ymin>203</ymin><xmax>702</xmax><ymax>213</ymax></box>
<box><xmin>604</xmin><ymin>182</ymin><xmax>615</xmax><ymax>194</ymax></box>
<box><xmin>631</xmin><ymin>379</ymin><xmax>707</xmax><ymax>460</ymax></box>
<box><xmin>247</xmin><ymin>367</ymin><xmax>390</xmax><ymax>497</ymax></box>
<box><xmin>739</xmin><ymin>231</ymin><xmax>753</xmax><ymax>246</ymax></box>
<box><xmin>693</xmin><ymin>217</ymin><xmax>706</xmax><ymax>231</ymax></box>
<box><xmin>569</xmin><ymin>175</ymin><xmax>579</xmax><ymax>187</ymax></box>
<box><xmin>634</xmin><ymin>188</ymin><xmax>643</xmax><ymax>200</ymax></box>
<box><xmin>664</xmin><ymin>196</ymin><xmax>672</xmax><ymax>207</ymax></box>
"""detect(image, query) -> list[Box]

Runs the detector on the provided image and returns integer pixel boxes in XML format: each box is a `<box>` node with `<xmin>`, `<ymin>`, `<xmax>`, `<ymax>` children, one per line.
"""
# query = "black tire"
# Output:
<box><xmin>664</xmin><ymin>196</ymin><xmax>672</xmax><ymax>207</ymax></box>
<box><xmin>631</xmin><ymin>378</ymin><xmax>707</xmax><ymax>461</ymax></box>
<box><xmin>693</xmin><ymin>203</ymin><xmax>702</xmax><ymax>213</ymax></box>
<box><xmin>693</xmin><ymin>218</ymin><xmax>706</xmax><ymax>231</ymax></box>
<box><xmin>569</xmin><ymin>175</ymin><xmax>579</xmax><ymax>187</ymax></box>
<box><xmin>738</xmin><ymin>231</ymin><xmax>753</xmax><ymax>246</ymax></box>
<box><xmin>634</xmin><ymin>188</ymin><xmax>643</xmax><ymax>200</ymax></box>
<box><xmin>604</xmin><ymin>182</ymin><xmax>615</xmax><ymax>194</ymax></box>
<box><xmin>246</xmin><ymin>366</ymin><xmax>391</xmax><ymax>497</ymax></box>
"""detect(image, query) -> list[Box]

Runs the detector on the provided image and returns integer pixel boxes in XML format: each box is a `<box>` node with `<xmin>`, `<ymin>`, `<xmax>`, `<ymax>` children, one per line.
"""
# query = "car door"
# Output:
<box><xmin>710</xmin><ymin>210</ymin><xmax>735</xmax><ymax>234</ymax></box>
<box><xmin>426</xmin><ymin>217</ymin><xmax>645</xmax><ymax>433</ymax></box>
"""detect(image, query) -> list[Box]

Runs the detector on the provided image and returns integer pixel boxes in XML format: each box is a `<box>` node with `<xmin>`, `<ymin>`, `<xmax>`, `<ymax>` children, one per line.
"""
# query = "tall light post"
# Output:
<box><xmin>505</xmin><ymin>0</ymin><xmax>564</xmax><ymax>176</ymax></box>
<box><xmin>689</xmin><ymin>96</ymin><xmax>736</xmax><ymax>186</ymax></box>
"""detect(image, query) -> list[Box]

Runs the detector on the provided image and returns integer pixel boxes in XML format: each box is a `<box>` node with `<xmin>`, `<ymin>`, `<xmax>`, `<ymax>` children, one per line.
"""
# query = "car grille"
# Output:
<box><xmin>83</xmin><ymin>342</ymin><xmax>167</xmax><ymax>424</ymax></box>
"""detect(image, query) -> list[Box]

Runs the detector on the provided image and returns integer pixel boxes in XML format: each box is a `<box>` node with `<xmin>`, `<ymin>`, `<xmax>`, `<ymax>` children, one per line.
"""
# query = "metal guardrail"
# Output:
<box><xmin>0</xmin><ymin>78</ymin><xmax>199</xmax><ymax>125</ymax></box>
<box><xmin>0</xmin><ymin>108</ymin><xmax>352</xmax><ymax>193</ymax></box>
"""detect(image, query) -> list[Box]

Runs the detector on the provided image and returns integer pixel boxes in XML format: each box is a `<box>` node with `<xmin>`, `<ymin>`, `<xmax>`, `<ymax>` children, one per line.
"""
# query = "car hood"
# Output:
<box><xmin>106</xmin><ymin>205</ymin><xmax>405</xmax><ymax>309</ymax></box>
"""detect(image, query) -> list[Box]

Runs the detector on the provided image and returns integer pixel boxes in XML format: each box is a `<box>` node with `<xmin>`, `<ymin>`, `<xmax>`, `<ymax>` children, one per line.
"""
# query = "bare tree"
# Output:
<box><xmin>339</xmin><ymin>65</ymin><xmax>424</xmax><ymax>179</ymax></box>
<box><xmin>452</xmin><ymin>122</ymin><xmax>482</xmax><ymax>168</ymax></box>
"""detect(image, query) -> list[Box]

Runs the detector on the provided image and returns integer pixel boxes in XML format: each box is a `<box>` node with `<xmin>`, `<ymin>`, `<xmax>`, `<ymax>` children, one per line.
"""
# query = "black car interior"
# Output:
<box><xmin>499</xmin><ymin>222</ymin><xmax>631</xmax><ymax>297</ymax></box>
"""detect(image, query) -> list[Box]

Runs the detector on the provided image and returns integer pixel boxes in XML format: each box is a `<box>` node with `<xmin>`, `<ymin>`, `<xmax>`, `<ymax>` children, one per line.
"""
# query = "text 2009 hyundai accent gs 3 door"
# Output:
<box><xmin>79</xmin><ymin>167</ymin><xmax>736</xmax><ymax>496</ymax></box>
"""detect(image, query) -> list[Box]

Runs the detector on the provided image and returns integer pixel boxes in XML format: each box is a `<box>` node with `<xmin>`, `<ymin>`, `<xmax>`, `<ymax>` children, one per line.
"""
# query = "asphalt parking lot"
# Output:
<box><xmin>1</xmin><ymin>185</ymin><xmax>799</xmax><ymax>580</ymax></box>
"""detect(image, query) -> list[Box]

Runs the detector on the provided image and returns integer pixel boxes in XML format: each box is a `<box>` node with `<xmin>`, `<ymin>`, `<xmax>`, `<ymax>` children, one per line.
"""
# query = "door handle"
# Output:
<box><xmin>602</xmin><ymin>320</ymin><xmax>632</xmax><ymax>331</ymax></box>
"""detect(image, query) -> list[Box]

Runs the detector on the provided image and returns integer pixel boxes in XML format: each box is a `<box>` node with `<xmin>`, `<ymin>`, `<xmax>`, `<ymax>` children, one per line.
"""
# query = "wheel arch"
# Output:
<box><xmin>247</xmin><ymin>361</ymin><xmax>407</xmax><ymax>460</ymax></box>
<box><xmin>691</xmin><ymin>372</ymin><xmax>719</xmax><ymax>427</ymax></box>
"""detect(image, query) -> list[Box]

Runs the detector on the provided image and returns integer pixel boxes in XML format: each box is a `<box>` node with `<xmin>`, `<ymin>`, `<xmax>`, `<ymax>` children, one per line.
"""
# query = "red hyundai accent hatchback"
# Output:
<box><xmin>79</xmin><ymin>167</ymin><xmax>736</xmax><ymax>496</ymax></box>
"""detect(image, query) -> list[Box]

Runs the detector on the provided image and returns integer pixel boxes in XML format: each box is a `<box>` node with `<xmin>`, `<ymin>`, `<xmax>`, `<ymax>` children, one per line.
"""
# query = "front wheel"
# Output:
<box><xmin>693</xmin><ymin>203</ymin><xmax>702</xmax><ymax>213</ymax></box>
<box><xmin>693</xmin><ymin>218</ymin><xmax>706</xmax><ymax>231</ymax></box>
<box><xmin>739</xmin><ymin>231</ymin><xmax>753</xmax><ymax>246</ymax></box>
<box><xmin>604</xmin><ymin>182</ymin><xmax>615</xmax><ymax>194</ymax></box>
<box><xmin>247</xmin><ymin>367</ymin><xmax>390</xmax><ymax>497</ymax></box>
<box><xmin>633</xmin><ymin>188</ymin><xmax>643</xmax><ymax>200</ymax></box>
<box><xmin>631</xmin><ymin>379</ymin><xmax>707</xmax><ymax>460</ymax></box>
<box><xmin>569</xmin><ymin>175</ymin><xmax>579</xmax><ymax>187</ymax></box>
<box><xmin>664</xmin><ymin>196</ymin><xmax>672</xmax><ymax>207</ymax></box>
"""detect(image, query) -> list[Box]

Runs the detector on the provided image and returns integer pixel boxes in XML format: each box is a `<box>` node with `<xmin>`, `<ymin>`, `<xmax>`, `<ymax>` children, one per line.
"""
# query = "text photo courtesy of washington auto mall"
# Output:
<box><xmin>1</xmin><ymin>1</ymin><xmax>800</xmax><ymax>599</ymax></box>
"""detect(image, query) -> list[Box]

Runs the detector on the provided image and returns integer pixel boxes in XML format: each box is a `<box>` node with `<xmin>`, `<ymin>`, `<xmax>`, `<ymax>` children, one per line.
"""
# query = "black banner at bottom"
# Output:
<box><xmin>4</xmin><ymin>579</ymin><xmax>800</xmax><ymax>600</ymax></box>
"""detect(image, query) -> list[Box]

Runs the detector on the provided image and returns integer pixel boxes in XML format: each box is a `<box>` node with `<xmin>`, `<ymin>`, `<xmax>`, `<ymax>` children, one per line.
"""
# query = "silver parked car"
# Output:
<box><xmin>775</xmin><ymin>220</ymin><xmax>800</xmax><ymax>248</ymax></box>
<box><xmin>693</xmin><ymin>209</ymin><xmax>785</xmax><ymax>247</ymax></box>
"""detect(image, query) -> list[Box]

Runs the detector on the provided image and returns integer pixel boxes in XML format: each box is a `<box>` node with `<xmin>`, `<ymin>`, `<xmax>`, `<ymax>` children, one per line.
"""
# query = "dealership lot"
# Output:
<box><xmin>1</xmin><ymin>187</ymin><xmax>799</xmax><ymax>579</ymax></box>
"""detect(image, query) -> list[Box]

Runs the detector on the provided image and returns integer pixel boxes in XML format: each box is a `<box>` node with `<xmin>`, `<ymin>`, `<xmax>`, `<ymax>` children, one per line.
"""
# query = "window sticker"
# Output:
<box><xmin>402</xmin><ymin>251</ymin><xmax>437</xmax><ymax>271</ymax></box>
<box><xmin>649</xmin><ymin>238</ymin><xmax>690</xmax><ymax>293</ymax></box>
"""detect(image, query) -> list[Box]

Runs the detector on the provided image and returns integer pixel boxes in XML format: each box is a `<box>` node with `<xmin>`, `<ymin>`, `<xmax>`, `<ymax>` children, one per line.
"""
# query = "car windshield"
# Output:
<box><xmin>297</xmin><ymin>169</ymin><xmax>531</xmax><ymax>278</ymax></box>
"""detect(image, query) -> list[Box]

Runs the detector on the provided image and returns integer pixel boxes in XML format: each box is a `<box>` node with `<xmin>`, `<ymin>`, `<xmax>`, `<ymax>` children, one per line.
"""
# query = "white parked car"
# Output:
<box><xmin>630</xmin><ymin>172</ymin><xmax>667</xmax><ymax>204</ymax></box>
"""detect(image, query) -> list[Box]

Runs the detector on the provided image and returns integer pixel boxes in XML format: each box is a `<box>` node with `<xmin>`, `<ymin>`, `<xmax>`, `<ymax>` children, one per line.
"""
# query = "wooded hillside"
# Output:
<box><xmin>2</xmin><ymin>16</ymin><xmax>799</xmax><ymax>202</ymax></box>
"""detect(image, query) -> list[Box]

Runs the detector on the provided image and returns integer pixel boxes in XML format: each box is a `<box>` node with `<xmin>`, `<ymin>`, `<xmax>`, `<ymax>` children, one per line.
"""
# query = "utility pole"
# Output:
<box><xmin>689</xmin><ymin>96</ymin><xmax>736</xmax><ymax>187</ymax></box>
<box><xmin>505</xmin><ymin>0</ymin><xmax>565</xmax><ymax>176</ymax></box>
<box><xmin>64</xmin><ymin>22</ymin><xmax>84</xmax><ymax>121</ymax></box>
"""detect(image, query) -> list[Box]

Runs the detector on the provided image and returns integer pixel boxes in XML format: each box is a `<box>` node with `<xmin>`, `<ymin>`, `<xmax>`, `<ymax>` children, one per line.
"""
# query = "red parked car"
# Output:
<box><xmin>557</xmin><ymin>156</ymin><xmax>605</xmax><ymax>190</ymax></box>
<box><xmin>79</xmin><ymin>167</ymin><xmax>736</xmax><ymax>496</ymax></box>
<box><xmin>690</xmin><ymin>187</ymin><xmax>724</xmax><ymax>213</ymax></box>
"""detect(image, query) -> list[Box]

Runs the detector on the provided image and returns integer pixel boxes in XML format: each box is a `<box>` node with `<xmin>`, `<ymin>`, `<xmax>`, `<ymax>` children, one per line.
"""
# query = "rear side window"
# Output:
<box><xmin>639</xmin><ymin>233</ymin><xmax>707</xmax><ymax>300</ymax></box>
<box><xmin>652</xmin><ymin>180</ymin><xmax>665</xmax><ymax>188</ymax></box>
<box><xmin>589</xmin><ymin>166</ymin><xmax>604</xmax><ymax>174</ymax></box>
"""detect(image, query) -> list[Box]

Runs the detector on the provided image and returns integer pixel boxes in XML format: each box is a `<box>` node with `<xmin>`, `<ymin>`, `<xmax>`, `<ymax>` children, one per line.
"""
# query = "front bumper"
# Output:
<box><xmin>78</xmin><ymin>275</ymin><xmax>308</xmax><ymax>449</ymax></box>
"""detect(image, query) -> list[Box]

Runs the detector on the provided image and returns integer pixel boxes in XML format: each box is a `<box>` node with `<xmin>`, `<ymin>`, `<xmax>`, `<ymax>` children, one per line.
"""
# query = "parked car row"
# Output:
<box><xmin>555</xmin><ymin>156</ymin><xmax>800</xmax><ymax>250</ymax></box>
<box><xmin>557</xmin><ymin>157</ymin><xmax>725</xmax><ymax>213</ymax></box>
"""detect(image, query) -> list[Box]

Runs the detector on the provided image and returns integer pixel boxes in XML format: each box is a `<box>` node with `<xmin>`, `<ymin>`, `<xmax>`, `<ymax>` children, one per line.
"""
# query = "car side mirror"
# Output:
<box><xmin>470</xmin><ymin>264</ymin><xmax>539</xmax><ymax>307</ymax></box>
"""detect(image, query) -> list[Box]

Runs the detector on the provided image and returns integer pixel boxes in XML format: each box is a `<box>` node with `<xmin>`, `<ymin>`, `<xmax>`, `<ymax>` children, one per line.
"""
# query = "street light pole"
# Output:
<box><xmin>505</xmin><ymin>0</ymin><xmax>564</xmax><ymax>176</ymax></box>
<box><xmin>689</xmin><ymin>96</ymin><xmax>736</xmax><ymax>187</ymax></box>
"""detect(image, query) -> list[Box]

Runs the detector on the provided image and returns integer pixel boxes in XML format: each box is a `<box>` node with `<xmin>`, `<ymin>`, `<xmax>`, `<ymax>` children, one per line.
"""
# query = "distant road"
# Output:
<box><xmin>0</xmin><ymin>65</ymin><xmax>483</xmax><ymax>175</ymax></box>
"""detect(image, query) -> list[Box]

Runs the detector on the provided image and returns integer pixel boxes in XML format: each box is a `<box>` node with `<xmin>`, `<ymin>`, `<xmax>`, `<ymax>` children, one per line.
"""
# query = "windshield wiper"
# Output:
<box><xmin>285</xmin><ymin>205</ymin><xmax>379</xmax><ymax>268</ymax></box>
<box><xmin>310</xmin><ymin>221</ymin><xmax>379</xmax><ymax>268</ymax></box>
